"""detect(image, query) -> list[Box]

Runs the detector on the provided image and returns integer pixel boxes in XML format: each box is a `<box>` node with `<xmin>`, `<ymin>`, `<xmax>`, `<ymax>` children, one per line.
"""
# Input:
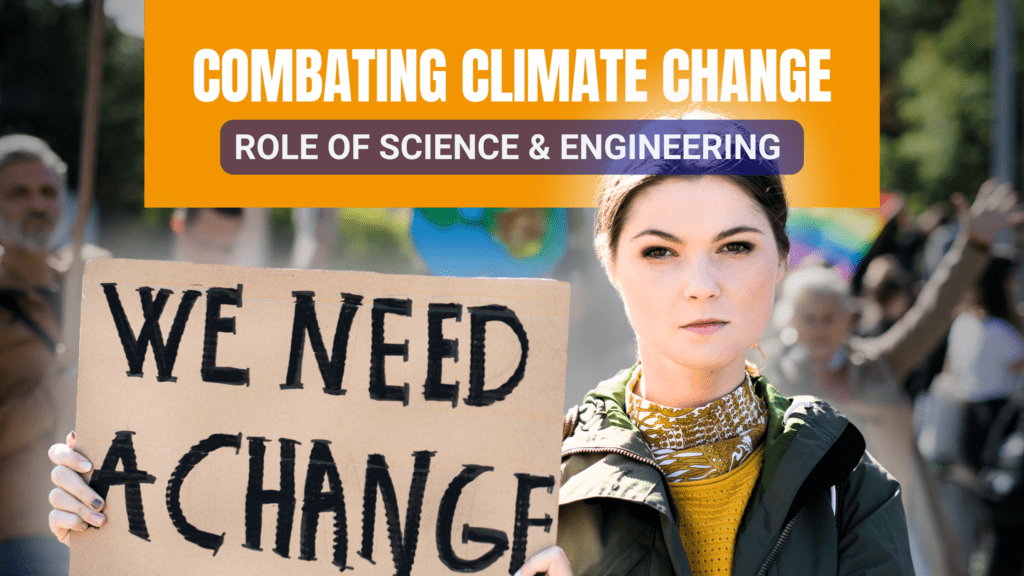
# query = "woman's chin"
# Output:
<box><xmin>662</xmin><ymin>348</ymin><xmax>747</xmax><ymax>375</ymax></box>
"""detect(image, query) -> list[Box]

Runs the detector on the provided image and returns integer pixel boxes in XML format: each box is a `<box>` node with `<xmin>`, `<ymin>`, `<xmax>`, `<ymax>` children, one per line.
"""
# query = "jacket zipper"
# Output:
<box><xmin>562</xmin><ymin>445</ymin><xmax>660</xmax><ymax>469</ymax></box>
<box><xmin>564</xmin><ymin>445</ymin><xmax>799</xmax><ymax>576</ymax></box>
<box><xmin>754</xmin><ymin>516</ymin><xmax>796</xmax><ymax>576</ymax></box>
<box><xmin>561</xmin><ymin>445</ymin><xmax>680</xmax><ymax>523</ymax></box>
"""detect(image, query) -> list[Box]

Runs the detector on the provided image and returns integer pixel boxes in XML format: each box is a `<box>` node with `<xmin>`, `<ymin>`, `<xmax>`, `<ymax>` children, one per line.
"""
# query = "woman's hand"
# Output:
<box><xmin>47</xmin><ymin>431</ymin><xmax>105</xmax><ymax>545</ymax></box>
<box><xmin>953</xmin><ymin>179</ymin><xmax>1023</xmax><ymax>247</ymax></box>
<box><xmin>515</xmin><ymin>546</ymin><xmax>573</xmax><ymax>576</ymax></box>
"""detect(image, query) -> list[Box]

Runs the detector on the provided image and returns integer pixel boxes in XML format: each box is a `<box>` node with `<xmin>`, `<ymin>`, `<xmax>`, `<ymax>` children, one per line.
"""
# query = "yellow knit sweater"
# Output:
<box><xmin>628</xmin><ymin>373</ymin><xmax>766</xmax><ymax>575</ymax></box>
<box><xmin>666</xmin><ymin>445</ymin><xmax>764</xmax><ymax>575</ymax></box>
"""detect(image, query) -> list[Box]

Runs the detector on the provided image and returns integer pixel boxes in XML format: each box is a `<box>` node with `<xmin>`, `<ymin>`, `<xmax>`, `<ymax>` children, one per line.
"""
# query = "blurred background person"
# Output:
<box><xmin>855</xmin><ymin>253</ymin><xmax>914</xmax><ymax>338</ymax></box>
<box><xmin>941</xmin><ymin>253</ymin><xmax>1024</xmax><ymax>576</ymax></box>
<box><xmin>289</xmin><ymin>208</ymin><xmax>338</xmax><ymax>270</ymax></box>
<box><xmin>0</xmin><ymin>134</ymin><xmax>73</xmax><ymax>576</ymax></box>
<box><xmin>949</xmin><ymin>254</ymin><xmax>1024</xmax><ymax>469</ymax></box>
<box><xmin>170</xmin><ymin>207</ymin><xmax>340</xmax><ymax>270</ymax></box>
<box><xmin>170</xmin><ymin>208</ymin><xmax>269</xmax><ymax>267</ymax></box>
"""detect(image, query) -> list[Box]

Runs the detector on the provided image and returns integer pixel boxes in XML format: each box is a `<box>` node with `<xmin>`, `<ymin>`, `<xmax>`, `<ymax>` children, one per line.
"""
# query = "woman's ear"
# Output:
<box><xmin>610</xmin><ymin>273</ymin><xmax>623</xmax><ymax>294</ymax></box>
<box><xmin>776</xmin><ymin>258</ymin><xmax>788</xmax><ymax>284</ymax></box>
<box><xmin>605</xmin><ymin>258</ymin><xmax>622</xmax><ymax>293</ymax></box>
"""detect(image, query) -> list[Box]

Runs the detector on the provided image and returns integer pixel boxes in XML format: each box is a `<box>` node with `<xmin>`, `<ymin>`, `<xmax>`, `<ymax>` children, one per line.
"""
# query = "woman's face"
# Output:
<box><xmin>790</xmin><ymin>290</ymin><xmax>853</xmax><ymax>364</ymax></box>
<box><xmin>609</xmin><ymin>176</ymin><xmax>785</xmax><ymax>375</ymax></box>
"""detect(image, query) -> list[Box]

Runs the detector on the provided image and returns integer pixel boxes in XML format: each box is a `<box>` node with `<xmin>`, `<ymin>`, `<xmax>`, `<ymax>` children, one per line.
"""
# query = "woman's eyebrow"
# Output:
<box><xmin>714</xmin><ymin>226</ymin><xmax>765</xmax><ymax>242</ymax></box>
<box><xmin>630</xmin><ymin>226</ymin><xmax>764</xmax><ymax>243</ymax></box>
<box><xmin>630</xmin><ymin>229</ymin><xmax>681</xmax><ymax>243</ymax></box>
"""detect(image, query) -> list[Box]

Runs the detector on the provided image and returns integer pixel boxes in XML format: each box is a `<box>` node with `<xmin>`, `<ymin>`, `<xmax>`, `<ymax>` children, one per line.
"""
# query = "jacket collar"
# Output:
<box><xmin>561</xmin><ymin>365</ymin><xmax>865</xmax><ymax>535</ymax></box>
<box><xmin>560</xmin><ymin>366</ymin><xmax>668</xmax><ymax>516</ymax></box>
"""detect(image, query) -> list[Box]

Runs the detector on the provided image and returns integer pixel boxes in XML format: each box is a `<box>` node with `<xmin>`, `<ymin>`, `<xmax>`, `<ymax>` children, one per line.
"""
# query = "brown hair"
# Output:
<box><xmin>594</xmin><ymin>173</ymin><xmax>789</xmax><ymax>271</ymax></box>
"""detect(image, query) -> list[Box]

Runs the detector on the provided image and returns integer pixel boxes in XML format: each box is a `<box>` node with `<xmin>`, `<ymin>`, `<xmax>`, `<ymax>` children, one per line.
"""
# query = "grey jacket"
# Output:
<box><xmin>558</xmin><ymin>368</ymin><xmax>915</xmax><ymax>575</ymax></box>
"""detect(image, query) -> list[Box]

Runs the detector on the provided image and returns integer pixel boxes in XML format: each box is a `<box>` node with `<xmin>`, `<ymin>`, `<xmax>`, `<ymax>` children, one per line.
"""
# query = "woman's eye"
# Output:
<box><xmin>720</xmin><ymin>241</ymin><xmax>753</xmax><ymax>254</ymax></box>
<box><xmin>642</xmin><ymin>246</ymin><xmax>672</xmax><ymax>258</ymax></box>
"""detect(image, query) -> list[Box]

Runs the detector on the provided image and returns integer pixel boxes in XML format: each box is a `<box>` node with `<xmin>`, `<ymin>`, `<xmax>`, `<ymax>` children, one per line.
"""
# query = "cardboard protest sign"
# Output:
<box><xmin>71</xmin><ymin>259</ymin><xmax>569</xmax><ymax>576</ymax></box>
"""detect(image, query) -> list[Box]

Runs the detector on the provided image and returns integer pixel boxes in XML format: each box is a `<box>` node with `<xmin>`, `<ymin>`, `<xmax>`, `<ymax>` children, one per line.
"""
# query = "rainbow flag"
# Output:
<box><xmin>787</xmin><ymin>191</ymin><xmax>902</xmax><ymax>279</ymax></box>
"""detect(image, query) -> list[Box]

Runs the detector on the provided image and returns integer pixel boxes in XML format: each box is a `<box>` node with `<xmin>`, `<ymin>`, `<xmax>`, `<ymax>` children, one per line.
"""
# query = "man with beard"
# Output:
<box><xmin>0</xmin><ymin>134</ymin><xmax>72</xmax><ymax>576</ymax></box>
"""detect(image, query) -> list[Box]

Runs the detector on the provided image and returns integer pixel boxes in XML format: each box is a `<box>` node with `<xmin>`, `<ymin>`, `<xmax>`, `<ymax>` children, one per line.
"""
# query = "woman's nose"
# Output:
<box><xmin>682</xmin><ymin>256</ymin><xmax>721</xmax><ymax>300</ymax></box>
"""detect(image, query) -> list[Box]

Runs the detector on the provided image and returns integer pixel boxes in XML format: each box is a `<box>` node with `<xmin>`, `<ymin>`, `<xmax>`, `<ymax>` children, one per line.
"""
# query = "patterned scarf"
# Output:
<box><xmin>627</xmin><ymin>371</ymin><xmax>767</xmax><ymax>482</ymax></box>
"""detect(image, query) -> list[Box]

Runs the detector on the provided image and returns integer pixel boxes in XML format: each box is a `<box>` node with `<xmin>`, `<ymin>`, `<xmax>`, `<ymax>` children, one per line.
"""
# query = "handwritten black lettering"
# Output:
<box><xmin>369</xmin><ymin>298</ymin><xmax>412</xmax><ymax>404</ymax></box>
<box><xmin>299</xmin><ymin>440</ymin><xmax>349</xmax><ymax>570</ymax></box>
<box><xmin>424</xmin><ymin>303</ymin><xmax>461</xmax><ymax>407</ymax></box>
<box><xmin>89</xmin><ymin>431</ymin><xmax>157</xmax><ymax>541</ymax></box>
<box><xmin>101</xmin><ymin>284</ymin><xmax>200</xmax><ymax>381</ymax></box>
<box><xmin>466</xmin><ymin>305</ymin><xmax>529</xmax><ymax>407</ymax></box>
<box><xmin>358</xmin><ymin>451</ymin><xmax>434</xmax><ymax>576</ymax></box>
<box><xmin>202</xmin><ymin>285</ymin><xmax>249</xmax><ymax>385</ymax></box>
<box><xmin>436</xmin><ymin>465</ymin><xmax>509</xmax><ymax>571</ymax></box>
<box><xmin>165</xmin><ymin>433</ymin><xmax>242</xmax><ymax>555</ymax></box>
<box><xmin>281</xmin><ymin>292</ymin><xmax>363</xmax><ymax>395</ymax></box>
<box><xmin>509</xmin><ymin>474</ymin><xmax>554</xmax><ymax>575</ymax></box>
<box><xmin>243</xmin><ymin>437</ymin><xmax>299</xmax><ymax>557</ymax></box>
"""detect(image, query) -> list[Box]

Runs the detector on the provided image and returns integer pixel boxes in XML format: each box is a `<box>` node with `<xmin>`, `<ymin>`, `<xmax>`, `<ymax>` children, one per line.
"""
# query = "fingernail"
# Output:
<box><xmin>70</xmin><ymin>431</ymin><xmax>76</xmax><ymax>441</ymax></box>
<box><xmin>80</xmin><ymin>461</ymin><xmax>92</xmax><ymax>472</ymax></box>
<box><xmin>91</xmin><ymin>498</ymin><xmax>103</xmax><ymax>511</ymax></box>
<box><xmin>91</xmin><ymin>512</ymin><xmax>105</xmax><ymax>526</ymax></box>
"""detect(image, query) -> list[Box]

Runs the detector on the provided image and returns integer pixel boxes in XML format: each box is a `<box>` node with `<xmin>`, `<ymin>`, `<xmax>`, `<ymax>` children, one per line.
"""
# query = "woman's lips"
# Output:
<box><xmin>682</xmin><ymin>320</ymin><xmax>728</xmax><ymax>335</ymax></box>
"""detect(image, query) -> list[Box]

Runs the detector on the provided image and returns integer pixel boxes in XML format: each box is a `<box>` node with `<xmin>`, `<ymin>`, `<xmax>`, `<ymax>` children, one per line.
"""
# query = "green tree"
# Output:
<box><xmin>0</xmin><ymin>0</ymin><xmax>144</xmax><ymax>213</ymax></box>
<box><xmin>881</xmin><ymin>0</ymin><xmax>1024</xmax><ymax>205</ymax></box>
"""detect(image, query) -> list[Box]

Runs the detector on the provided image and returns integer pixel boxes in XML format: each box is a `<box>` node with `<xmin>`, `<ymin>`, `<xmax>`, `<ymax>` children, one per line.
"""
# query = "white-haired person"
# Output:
<box><xmin>0</xmin><ymin>133</ymin><xmax>73</xmax><ymax>576</ymax></box>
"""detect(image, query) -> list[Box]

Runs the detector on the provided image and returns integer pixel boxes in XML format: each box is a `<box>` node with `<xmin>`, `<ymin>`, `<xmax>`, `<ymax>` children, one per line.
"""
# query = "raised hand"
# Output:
<box><xmin>952</xmin><ymin>179</ymin><xmax>1023</xmax><ymax>247</ymax></box>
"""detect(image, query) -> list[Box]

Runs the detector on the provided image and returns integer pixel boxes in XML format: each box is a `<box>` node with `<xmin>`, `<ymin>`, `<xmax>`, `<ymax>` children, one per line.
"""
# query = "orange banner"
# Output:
<box><xmin>146</xmin><ymin>1</ymin><xmax>879</xmax><ymax>208</ymax></box>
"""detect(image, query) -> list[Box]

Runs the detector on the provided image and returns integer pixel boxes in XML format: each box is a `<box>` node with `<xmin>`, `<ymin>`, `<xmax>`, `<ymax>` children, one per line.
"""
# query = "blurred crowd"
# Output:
<box><xmin>763</xmin><ymin>193</ymin><xmax>1024</xmax><ymax>576</ymax></box>
<box><xmin>1</xmin><ymin>131</ymin><xmax>1024</xmax><ymax>576</ymax></box>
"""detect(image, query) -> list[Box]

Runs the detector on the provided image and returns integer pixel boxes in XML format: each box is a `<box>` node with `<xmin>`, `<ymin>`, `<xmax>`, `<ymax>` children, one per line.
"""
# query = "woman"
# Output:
<box><xmin>526</xmin><ymin>173</ymin><xmax>1012</xmax><ymax>576</ymax></box>
<box><xmin>48</xmin><ymin>172</ymin><xmax>1014</xmax><ymax>575</ymax></box>
<box><xmin>512</xmin><ymin>170</ymin><xmax>916</xmax><ymax>576</ymax></box>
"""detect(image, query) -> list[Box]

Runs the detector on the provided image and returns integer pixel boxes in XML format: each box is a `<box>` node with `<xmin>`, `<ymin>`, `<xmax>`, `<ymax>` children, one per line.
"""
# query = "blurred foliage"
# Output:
<box><xmin>335</xmin><ymin>208</ymin><xmax>422</xmax><ymax>273</ymax></box>
<box><xmin>269</xmin><ymin>207</ymin><xmax>294</xmax><ymax>233</ymax></box>
<box><xmin>140</xmin><ymin>207</ymin><xmax>175</xmax><ymax>228</ymax></box>
<box><xmin>264</xmin><ymin>208</ymin><xmax>420</xmax><ymax>271</ymax></box>
<box><xmin>0</xmin><ymin>0</ymin><xmax>144</xmax><ymax>214</ymax></box>
<box><xmin>881</xmin><ymin>0</ymin><xmax>1023</xmax><ymax>206</ymax></box>
<box><xmin>0</xmin><ymin>0</ymin><xmax>145</xmax><ymax>215</ymax></box>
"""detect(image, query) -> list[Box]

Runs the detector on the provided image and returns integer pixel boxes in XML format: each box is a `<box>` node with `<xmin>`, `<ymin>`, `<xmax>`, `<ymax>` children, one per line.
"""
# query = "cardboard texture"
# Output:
<box><xmin>71</xmin><ymin>259</ymin><xmax>569</xmax><ymax>576</ymax></box>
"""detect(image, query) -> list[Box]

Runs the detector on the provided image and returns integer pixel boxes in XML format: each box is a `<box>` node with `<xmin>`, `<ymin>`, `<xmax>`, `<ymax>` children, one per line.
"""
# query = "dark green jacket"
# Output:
<box><xmin>558</xmin><ymin>367</ymin><xmax>914</xmax><ymax>575</ymax></box>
